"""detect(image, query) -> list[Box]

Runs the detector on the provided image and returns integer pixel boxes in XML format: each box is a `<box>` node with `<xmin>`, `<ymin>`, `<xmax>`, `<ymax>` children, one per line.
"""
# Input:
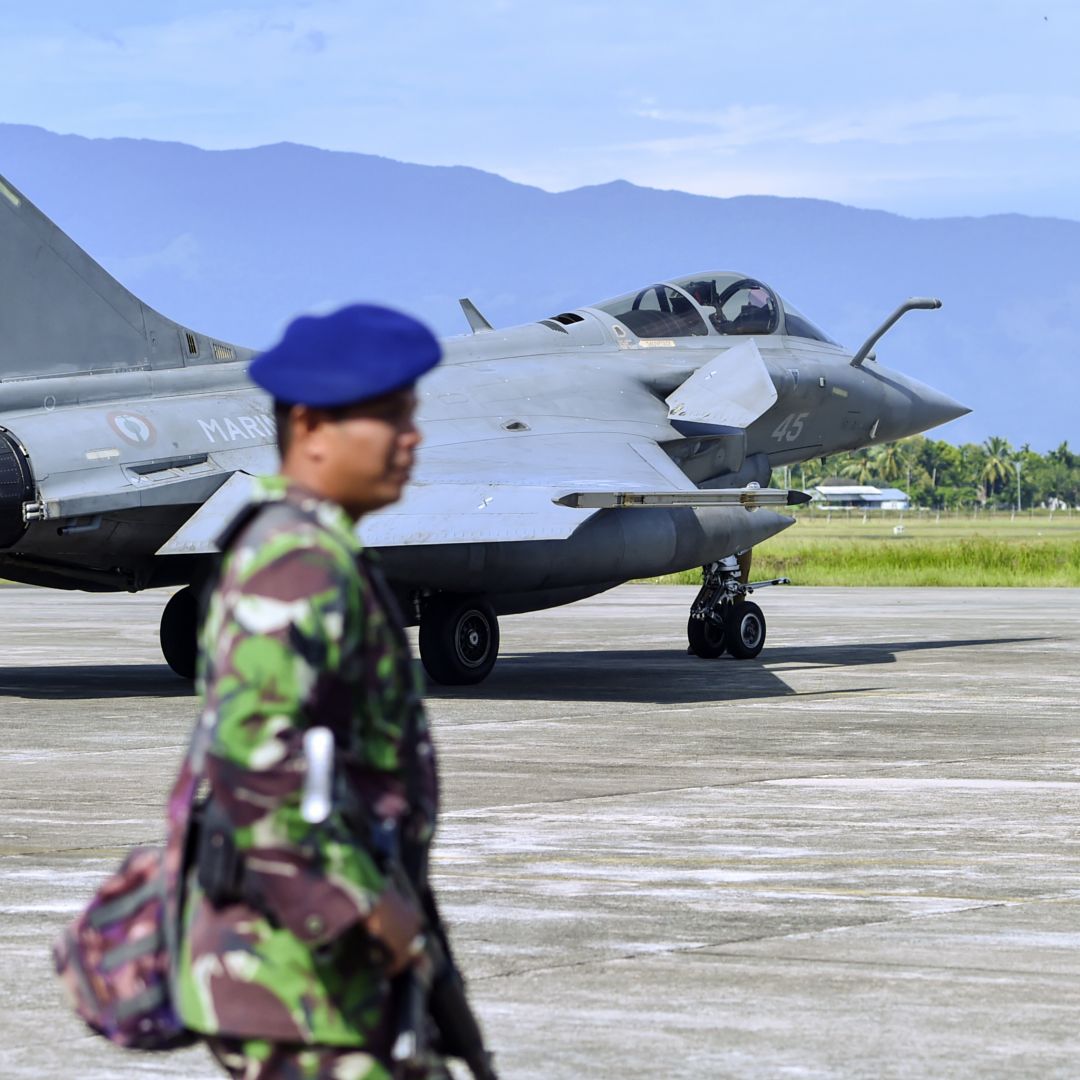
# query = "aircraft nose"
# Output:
<box><xmin>910</xmin><ymin>382</ymin><xmax>970</xmax><ymax>432</ymax></box>
<box><xmin>876</xmin><ymin>370</ymin><xmax>970</xmax><ymax>440</ymax></box>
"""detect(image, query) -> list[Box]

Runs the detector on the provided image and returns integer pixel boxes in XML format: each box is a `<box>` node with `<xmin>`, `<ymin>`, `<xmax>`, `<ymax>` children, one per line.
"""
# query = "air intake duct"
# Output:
<box><xmin>0</xmin><ymin>430</ymin><xmax>34</xmax><ymax>548</ymax></box>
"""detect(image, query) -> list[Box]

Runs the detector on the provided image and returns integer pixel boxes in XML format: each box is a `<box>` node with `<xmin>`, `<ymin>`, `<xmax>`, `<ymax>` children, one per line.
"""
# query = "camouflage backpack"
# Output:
<box><xmin>51</xmin><ymin>843</ymin><xmax>196</xmax><ymax>1050</ymax></box>
<box><xmin>51</xmin><ymin>737</ymin><xmax>209</xmax><ymax>1051</ymax></box>
<box><xmin>52</xmin><ymin>562</ymin><xmax>228</xmax><ymax>1051</ymax></box>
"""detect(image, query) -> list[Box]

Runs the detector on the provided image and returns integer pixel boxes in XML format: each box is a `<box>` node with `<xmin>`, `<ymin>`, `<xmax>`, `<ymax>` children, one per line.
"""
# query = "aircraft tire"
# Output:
<box><xmin>419</xmin><ymin>594</ymin><xmax>500</xmax><ymax>686</ymax></box>
<box><xmin>160</xmin><ymin>586</ymin><xmax>198</xmax><ymax>680</ymax></box>
<box><xmin>725</xmin><ymin>600</ymin><xmax>766</xmax><ymax>659</ymax></box>
<box><xmin>687</xmin><ymin>615</ymin><xmax>726</xmax><ymax>658</ymax></box>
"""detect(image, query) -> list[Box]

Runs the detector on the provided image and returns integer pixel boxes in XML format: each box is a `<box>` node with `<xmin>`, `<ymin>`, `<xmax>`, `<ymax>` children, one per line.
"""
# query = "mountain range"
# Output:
<box><xmin>1</xmin><ymin>123</ymin><xmax>1075</xmax><ymax>449</ymax></box>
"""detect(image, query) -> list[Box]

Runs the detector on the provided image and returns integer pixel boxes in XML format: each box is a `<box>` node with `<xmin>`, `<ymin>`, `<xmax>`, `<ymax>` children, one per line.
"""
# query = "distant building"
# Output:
<box><xmin>813</xmin><ymin>483</ymin><xmax>910</xmax><ymax>510</ymax></box>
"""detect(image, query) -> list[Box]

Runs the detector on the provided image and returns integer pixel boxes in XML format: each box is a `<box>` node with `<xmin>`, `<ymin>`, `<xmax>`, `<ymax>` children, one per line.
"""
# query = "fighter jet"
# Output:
<box><xmin>0</xmin><ymin>172</ymin><xmax>967</xmax><ymax>684</ymax></box>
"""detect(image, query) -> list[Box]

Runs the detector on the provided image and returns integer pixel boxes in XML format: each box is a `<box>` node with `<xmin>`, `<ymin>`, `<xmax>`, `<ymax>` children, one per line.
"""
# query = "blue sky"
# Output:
<box><xmin>3</xmin><ymin>1</ymin><xmax>1079</xmax><ymax>219</ymax></box>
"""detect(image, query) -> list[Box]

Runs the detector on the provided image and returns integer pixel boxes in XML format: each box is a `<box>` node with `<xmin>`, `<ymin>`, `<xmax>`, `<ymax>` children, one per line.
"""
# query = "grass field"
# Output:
<box><xmin>651</xmin><ymin>507</ymin><xmax>1080</xmax><ymax>587</ymax></box>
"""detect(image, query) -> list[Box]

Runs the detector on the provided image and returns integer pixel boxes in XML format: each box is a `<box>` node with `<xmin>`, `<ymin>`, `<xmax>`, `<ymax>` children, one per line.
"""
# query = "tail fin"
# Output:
<box><xmin>0</xmin><ymin>173</ymin><xmax>245</xmax><ymax>379</ymax></box>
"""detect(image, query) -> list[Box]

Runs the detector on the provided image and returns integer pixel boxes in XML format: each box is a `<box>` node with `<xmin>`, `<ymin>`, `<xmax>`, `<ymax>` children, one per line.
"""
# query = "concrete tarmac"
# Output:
<box><xmin>1</xmin><ymin>584</ymin><xmax>1078</xmax><ymax>1079</ymax></box>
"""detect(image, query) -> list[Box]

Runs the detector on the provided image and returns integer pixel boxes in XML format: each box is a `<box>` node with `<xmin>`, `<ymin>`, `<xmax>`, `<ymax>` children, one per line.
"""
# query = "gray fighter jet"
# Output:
<box><xmin>0</xmin><ymin>172</ymin><xmax>967</xmax><ymax>684</ymax></box>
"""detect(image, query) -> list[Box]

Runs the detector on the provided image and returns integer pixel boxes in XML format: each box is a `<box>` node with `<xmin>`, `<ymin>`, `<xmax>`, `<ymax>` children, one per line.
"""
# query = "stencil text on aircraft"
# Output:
<box><xmin>197</xmin><ymin>414</ymin><xmax>274</xmax><ymax>444</ymax></box>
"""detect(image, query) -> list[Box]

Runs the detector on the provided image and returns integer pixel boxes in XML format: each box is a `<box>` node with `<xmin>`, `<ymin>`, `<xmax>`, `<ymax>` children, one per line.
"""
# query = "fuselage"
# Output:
<box><xmin>0</xmin><ymin>174</ymin><xmax>972</xmax><ymax>680</ymax></box>
<box><xmin>0</xmin><ymin>272</ymin><xmax>965</xmax><ymax>612</ymax></box>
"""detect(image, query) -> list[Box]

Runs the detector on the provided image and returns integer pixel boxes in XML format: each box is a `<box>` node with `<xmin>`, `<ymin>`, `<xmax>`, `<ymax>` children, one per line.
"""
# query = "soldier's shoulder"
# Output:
<box><xmin>228</xmin><ymin>500</ymin><xmax>356</xmax><ymax>584</ymax></box>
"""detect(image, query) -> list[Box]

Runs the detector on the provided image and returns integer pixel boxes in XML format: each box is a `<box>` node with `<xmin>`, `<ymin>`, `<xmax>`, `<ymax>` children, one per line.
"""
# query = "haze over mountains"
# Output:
<box><xmin>1</xmin><ymin>124</ymin><xmax>1074</xmax><ymax>448</ymax></box>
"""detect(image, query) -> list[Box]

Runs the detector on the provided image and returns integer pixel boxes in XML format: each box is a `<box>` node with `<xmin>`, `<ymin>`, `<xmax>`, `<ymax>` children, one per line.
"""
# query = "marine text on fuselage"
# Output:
<box><xmin>198</xmin><ymin>413</ymin><xmax>275</xmax><ymax>443</ymax></box>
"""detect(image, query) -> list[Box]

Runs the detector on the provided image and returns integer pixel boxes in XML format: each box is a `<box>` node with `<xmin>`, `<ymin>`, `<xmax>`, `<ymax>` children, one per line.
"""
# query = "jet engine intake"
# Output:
<box><xmin>666</xmin><ymin>428</ymin><xmax>747</xmax><ymax>485</ymax></box>
<box><xmin>0</xmin><ymin>429</ymin><xmax>33</xmax><ymax>549</ymax></box>
<box><xmin>699</xmin><ymin>452</ymin><xmax>773</xmax><ymax>491</ymax></box>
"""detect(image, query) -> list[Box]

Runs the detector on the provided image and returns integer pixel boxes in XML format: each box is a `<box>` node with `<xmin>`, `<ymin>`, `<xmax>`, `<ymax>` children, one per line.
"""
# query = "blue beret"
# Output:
<box><xmin>249</xmin><ymin>304</ymin><xmax>441</xmax><ymax>407</ymax></box>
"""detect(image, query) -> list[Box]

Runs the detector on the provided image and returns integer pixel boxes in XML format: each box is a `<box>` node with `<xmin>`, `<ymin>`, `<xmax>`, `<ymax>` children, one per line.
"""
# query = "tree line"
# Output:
<box><xmin>800</xmin><ymin>437</ymin><xmax>1079</xmax><ymax>510</ymax></box>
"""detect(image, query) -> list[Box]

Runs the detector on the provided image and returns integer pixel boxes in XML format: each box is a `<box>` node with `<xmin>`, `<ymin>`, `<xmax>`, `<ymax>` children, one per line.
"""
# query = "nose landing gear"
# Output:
<box><xmin>725</xmin><ymin>599</ymin><xmax>767</xmax><ymax>659</ymax></box>
<box><xmin>687</xmin><ymin>554</ymin><xmax>788</xmax><ymax>661</ymax></box>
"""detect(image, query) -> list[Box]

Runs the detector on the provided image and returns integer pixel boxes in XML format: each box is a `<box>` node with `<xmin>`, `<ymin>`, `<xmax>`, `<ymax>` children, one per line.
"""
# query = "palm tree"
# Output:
<box><xmin>915</xmin><ymin>437</ymin><xmax>945</xmax><ymax>488</ymax></box>
<box><xmin>1049</xmin><ymin>441</ymin><xmax>1075</xmax><ymax>468</ymax></box>
<box><xmin>840</xmin><ymin>451</ymin><xmax>875</xmax><ymax>485</ymax></box>
<box><xmin>980</xmin><ymin>436</ymin><xmax>1013</xmax><ymax>499</ymax></box>
<box><xmin>874</xmin><ymin>442</ymin><xmax>908</xmax><ymax>484</ymax></box>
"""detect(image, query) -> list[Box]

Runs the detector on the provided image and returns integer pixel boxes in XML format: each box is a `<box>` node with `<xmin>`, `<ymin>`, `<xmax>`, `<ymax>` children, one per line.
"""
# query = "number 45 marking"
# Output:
<box><xmin>771</xmin><ymin>411</ymin><xmax>808</xmax><ymax>442</ymax></box>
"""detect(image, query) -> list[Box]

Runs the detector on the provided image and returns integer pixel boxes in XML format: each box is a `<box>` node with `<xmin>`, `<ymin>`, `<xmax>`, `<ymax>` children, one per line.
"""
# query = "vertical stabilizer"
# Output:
<box><xmin>0</xmin><ymin>173</ymin><xmax>244</xmax><ymax>379</ymax></box>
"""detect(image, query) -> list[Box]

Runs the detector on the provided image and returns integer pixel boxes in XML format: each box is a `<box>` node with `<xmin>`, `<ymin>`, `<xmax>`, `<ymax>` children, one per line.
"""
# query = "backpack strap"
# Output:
<box><xmin>88</xmin><ymin>876</ymin><xmax>163</xmax><ymax>929</ymax></box>
<box><xmin>100</xmin><ymin>929</ymin><xmax>165</xmax><ymax>972</ymax></box>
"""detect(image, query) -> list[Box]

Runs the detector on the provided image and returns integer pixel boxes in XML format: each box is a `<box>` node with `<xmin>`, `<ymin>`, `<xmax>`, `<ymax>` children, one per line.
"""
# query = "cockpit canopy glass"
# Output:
<box><xmin>671</xmin><ymin>274</ymin><xmax>780</xmax><ymax>336</ymax></box>
<box><xmin>777</xmin><ymin>300</ymin><xmax>839</xmax><ymax>345</ymax></box>
<box><xmin>594</xmin><ymin>284</ymin><xmax>709</xmax><ymax>339</ymax></box>
<box><xmin>592</xmin><ymin>271</ymin><xmax>839</xmax><ymax>345</ymax></box>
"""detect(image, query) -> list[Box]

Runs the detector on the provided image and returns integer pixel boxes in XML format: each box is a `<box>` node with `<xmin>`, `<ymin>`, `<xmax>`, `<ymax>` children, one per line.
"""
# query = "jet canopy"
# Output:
<box><xmin>591</xmin><ymin>271</ymin><xmax>837</xmax><ymax>345</ymax></box>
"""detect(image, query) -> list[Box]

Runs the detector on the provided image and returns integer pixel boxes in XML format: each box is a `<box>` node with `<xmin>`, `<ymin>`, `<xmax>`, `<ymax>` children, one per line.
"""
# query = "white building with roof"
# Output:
<box><xmin>813</xmin><ymin>484</ymin><xmax>910</xmax><ymax>510</ymax></box>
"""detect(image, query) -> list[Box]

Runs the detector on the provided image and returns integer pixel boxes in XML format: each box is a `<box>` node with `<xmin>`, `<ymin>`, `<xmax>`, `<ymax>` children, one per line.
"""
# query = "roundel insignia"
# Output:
<box><xmin>107</xmin><ymin>411</ymin><xmax>157</xmax><ymax>446</ymax></box>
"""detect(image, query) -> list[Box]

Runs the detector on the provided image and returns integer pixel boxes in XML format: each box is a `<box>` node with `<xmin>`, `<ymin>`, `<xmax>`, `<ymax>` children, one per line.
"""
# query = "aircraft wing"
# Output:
<box><xmin>361</xmin><ymin>430</ymin><xmax>697</xmax><ymax>546</ymax></box>
<box><xmin>157</xmin><ymin>470</ymin><xmax>256</xmax><ymax>555</ymax></box>
<box><xmin>158</xmin><ymin>428</ymin><xmax>802</xmax><ymax>554</ymax></box>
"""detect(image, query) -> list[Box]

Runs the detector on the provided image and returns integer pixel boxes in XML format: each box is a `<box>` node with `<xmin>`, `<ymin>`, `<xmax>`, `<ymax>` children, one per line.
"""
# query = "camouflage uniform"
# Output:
<box><xmin>166</xmin><ymin>475</ymin><xmax>442</xmax><ymax>1079</ymax></box>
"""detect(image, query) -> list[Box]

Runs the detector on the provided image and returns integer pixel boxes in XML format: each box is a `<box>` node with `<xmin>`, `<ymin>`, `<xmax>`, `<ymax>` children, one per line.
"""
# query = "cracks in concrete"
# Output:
<box><xmin>471</xmin><ymin>893</ymin><xmax>1080</xmax><ymax>985</ymax></box>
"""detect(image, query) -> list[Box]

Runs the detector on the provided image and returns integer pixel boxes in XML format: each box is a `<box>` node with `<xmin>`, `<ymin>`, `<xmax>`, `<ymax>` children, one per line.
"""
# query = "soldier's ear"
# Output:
<box><xmin>286</xmin><ymin>405</ymin><xmax>330</xmax><ymax>462</ymax></box>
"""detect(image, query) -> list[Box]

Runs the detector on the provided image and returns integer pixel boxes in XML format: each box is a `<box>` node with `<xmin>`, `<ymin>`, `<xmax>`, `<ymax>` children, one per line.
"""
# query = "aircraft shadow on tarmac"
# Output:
<box><xmin>0</xmin><ymin>664</ymin><xmax>195</xmax><ymax>700</ymax></box>
<box><xmin>0</xmin><ymin>635</ymin><xmax>1045</xmax><ymax>703</ymax></box>
<box><xmin>425</xmin><ymin>635</ymin><xmax>1045</xmax><ymax>705</ymax></box>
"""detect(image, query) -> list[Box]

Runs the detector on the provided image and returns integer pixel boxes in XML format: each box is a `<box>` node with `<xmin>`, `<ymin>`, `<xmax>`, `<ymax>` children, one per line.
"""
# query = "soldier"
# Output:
<box><xmin>168</xmin><ymin>305</ymin><xmax>479</xmax><ymax>1079</ymax></box>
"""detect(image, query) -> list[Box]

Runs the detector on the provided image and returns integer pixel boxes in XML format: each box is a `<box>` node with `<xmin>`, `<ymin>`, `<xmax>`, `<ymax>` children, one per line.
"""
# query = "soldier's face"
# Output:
<box><xmin>287</xmin><ymin>389</ymin><xmax>421</xmax><ymax>518</ymax></box>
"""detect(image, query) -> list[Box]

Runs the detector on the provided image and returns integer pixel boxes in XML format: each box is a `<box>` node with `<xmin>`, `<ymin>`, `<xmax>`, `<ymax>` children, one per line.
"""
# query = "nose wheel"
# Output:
<box><xmin>419</xmin><ymin>594</ymin><xmax>500</xmax><ymax>685</ymax></box>
<box><xmin>725</xmin><ymin>600</ymin><xmax>766</xmax><ymax>659</ymax></box>
<box><xmin>687</xmin><ymin>555</ymin><xmax>786</xmax><ymax>661</ymax></box>
<box><xmin>687</xmin><ymin>613</ymin><xmax>726</xmax><ymax>658</ymax></box>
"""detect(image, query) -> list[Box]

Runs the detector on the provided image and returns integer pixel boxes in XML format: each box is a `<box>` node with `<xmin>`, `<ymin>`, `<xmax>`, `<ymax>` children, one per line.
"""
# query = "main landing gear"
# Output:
<box><xmin>419</xmin><ymin>593</ymin><xmax>500</xmax><ymax>686</ymax></box>
<box><xmin>687</xmin><ymin>554</ymin><xmax>789</xmax><ymax>661</ymax></box>
<box><xmin>159</xmin><ymin>583</ymin><xmax>504</xmax><ymax>687</ymax></box>
<box><xmin>160</xmin><ymin>585</ymin><xmax>198</xmax><ymax>679</ymax></box>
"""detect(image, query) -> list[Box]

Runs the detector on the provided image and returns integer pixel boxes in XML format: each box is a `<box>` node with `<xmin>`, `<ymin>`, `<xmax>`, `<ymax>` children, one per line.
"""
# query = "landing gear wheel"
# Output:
<box><xmin>160</xmin><ymin>586</ymin><xmax>198</xmax><ymax>679</ymax></box>
<box><xmin>419</xmin><ymin>594</ymin><xmax>500</xmax><ymax>686</ymax></box>
<box><xmin>725</xmin><ymin>600</ymin><xmax>766</xmax><ymax>660</ymax></box>
<box><xmin>687</xmin><ymin>615</ymin><xmax>726</xmax><ymax>659</ymax></box>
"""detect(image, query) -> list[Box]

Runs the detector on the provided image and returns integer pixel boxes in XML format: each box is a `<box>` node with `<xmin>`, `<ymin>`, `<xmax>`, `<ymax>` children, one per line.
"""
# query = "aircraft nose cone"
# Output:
<box><xmin>875</xmin><ymin>369</ymin><xmax>970</xmax><ymax>440</ymax></box>
<box><xmin>910</xmin><ymin>383</ymin><xmax>971</xmax><ymax>432</ymax></box>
